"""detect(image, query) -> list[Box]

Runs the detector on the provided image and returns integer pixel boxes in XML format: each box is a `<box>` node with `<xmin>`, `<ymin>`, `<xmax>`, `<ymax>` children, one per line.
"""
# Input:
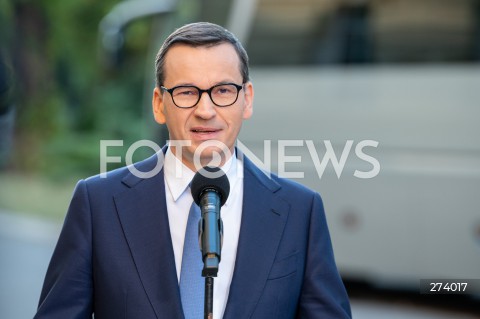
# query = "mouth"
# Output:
<box><xmin>191</xmin><ymin>127</ymin><xmax>221</xmax><ymax>134</ymax></box>
<box><xmin>190</xmin><ymin>127</ymin><xmax>222</xmax><ymax>140</ymax></box>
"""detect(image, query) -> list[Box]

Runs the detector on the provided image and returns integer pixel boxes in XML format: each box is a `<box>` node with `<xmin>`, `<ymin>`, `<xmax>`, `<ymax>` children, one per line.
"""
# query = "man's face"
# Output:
<box><xmin>152</xmin><ymin>43</ymin><xmax>254</xmax><ymax>171</ymax></box>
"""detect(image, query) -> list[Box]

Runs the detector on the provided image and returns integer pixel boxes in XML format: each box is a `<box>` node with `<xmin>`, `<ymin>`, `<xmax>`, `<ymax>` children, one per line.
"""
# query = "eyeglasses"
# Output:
<box><xmin>160</xmin><ymin>83</ymin><xmax>244</xmax><ymax>108</ymax></box>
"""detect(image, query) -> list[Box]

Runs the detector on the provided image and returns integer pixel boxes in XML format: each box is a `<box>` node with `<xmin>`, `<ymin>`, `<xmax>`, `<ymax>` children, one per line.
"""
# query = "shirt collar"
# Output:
<box><xmin>164</xmin><ymin>147</ymin><xmax>194</xmax><ymax>202</ymax></box>
<box><xmin>163</xmin><ymin>146</ymin><xmax>241</xmax><ymax>204</ymax></box>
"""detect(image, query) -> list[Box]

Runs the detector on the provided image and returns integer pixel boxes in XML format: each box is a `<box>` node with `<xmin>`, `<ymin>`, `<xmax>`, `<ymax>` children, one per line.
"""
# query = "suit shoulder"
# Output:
<box><xmin>83</xmin><ymin>165</ymin><xmax>129</xmax><ymax>188</ymax></box>
<box><xmin>82</xmin><ymin>153</ymin><xmax>163</xmax><ymax>193</ymax></box>
<box><xmin>242</xmin><ymin>154</ymin><xmax>321</xmax><ymax>201</ymax></box>
<box><xmin>272</xmin><ymin>173</ymin><xmax>318</xmax><ymax>197</ymax></box>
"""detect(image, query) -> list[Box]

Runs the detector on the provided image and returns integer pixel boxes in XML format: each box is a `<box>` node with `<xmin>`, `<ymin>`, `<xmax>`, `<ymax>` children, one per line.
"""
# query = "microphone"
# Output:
<box><xmin>191</xmin><ymin>166</ymin><xmax>230</xmax><ymax>277</ymax></box>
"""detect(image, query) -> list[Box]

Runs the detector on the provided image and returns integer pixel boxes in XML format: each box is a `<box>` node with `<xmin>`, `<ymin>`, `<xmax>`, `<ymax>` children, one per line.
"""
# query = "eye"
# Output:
<box><xmin>213</xmin><ymin>85</ymin><xmax>235</xmax><ymax>95</ymax></box>
<box><xmin>173</xmin><ymin>87</ymin><xmax>198</xmax><ymax>96</ymax></box>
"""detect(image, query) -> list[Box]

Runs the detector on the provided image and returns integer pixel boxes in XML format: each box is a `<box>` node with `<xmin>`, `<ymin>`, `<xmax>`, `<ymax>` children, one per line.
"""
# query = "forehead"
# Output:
<box><xmin>163</xmin><ymin>43</ymin><xmax>242</xmax><ymax>84</ymax></box>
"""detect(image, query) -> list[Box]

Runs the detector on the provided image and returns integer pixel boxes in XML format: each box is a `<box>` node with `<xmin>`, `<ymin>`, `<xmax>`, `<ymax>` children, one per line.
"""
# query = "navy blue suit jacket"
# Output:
<box><xmin>35</xmin><ymin>152</ymin><xmax>351</xmax><ymax>318</ymax></box>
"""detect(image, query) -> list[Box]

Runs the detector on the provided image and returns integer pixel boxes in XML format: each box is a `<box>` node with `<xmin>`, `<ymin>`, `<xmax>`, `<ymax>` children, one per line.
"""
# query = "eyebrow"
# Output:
<box><xmin>169</xmin><ymin>79</ymin><xmax>241</xmax><ymax>88</ymax></box>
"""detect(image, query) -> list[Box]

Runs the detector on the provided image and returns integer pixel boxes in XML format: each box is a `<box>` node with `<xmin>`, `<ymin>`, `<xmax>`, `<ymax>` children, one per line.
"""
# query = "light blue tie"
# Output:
<box><xmin>180</xmin><ymin>201</ymin><xmax>204</xmax><ymax>319</ymax></box>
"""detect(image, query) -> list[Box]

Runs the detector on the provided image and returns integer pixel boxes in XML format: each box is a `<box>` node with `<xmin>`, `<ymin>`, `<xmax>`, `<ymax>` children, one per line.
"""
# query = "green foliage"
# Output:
<box><xmin>3</xmin><ymin>0</ymin><xmax>161</xmax><ymax>178</ymax></box>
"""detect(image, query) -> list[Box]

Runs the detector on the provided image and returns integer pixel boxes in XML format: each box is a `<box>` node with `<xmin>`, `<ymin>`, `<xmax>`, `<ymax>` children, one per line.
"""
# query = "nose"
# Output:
<box><xmin>193</xmin><ymin>91</ymin><xmax>216</xmax><ymax>119</ymax></box>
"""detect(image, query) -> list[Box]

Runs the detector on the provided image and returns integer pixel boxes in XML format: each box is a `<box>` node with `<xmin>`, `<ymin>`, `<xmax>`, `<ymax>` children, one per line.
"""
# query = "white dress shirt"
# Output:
<box><xmin>163</xmin><ymin>146</ymin><xmax>244</xmax><ymax>318</ymax></box>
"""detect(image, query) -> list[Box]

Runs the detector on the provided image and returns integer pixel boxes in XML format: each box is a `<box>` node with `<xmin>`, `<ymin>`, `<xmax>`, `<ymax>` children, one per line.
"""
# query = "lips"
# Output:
<box><xmin>190</xmin><ymin>127</ymin><xmax>220</xmax><ymax>134</ymax></box>
<box><xmin>190</xmin><ymin>127</ymin><xmax>222</xmax><ymax>141</ymax></box>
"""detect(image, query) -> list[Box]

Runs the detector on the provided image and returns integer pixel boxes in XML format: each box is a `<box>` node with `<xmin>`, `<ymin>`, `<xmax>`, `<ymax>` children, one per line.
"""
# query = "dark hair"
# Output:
<box><xmin>155</xmin><ymin>22</ymin><xmax>249</xmax><ymax>87</ymax></box>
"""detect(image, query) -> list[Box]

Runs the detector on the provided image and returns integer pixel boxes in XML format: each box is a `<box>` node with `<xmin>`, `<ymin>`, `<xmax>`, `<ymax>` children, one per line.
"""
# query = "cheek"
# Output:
<box><xmin>167</xmin><ymin>110</ymin><xmax>189</xmax><ymax>129</ymax></box>
<box><xmin>225</xmin><ymin>108</ymin><xmax>245</xmax><ymax>126</ymax></box>
<box><xmin>223</xmin><ymin>116</ymin><xmax>244</xmax><ymax>143</ymax></box>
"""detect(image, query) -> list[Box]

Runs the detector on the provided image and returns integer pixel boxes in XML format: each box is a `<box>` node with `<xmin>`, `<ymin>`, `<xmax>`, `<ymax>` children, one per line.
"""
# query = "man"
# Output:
<box><xmin>35</xmin><ymin>22</ymin><xmax>351</xmax><ymax>318</ymax></box>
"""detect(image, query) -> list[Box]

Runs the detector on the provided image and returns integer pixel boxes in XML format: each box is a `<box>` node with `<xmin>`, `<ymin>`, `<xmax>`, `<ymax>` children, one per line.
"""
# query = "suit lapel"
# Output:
<box><xmin>223</xmin><ymin>156</ymin><xmax>290</xmax><ymax>319</ymax></box>
<box><xmin>112</xmin><ymin>152</ymin><xmax>289</xmax><ymax>319</ymax></box>
<box><xmin>114</xmin><ymin>154</ymin><xmax>184</xmax><ymax>319</ymax></box>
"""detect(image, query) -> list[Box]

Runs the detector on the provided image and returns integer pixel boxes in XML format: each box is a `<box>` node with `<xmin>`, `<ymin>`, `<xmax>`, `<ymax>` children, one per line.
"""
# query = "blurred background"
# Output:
<box><xmin>1</xmin><ymin>0</ymin><xmax>479</xmax><ymax>318</ymax></box>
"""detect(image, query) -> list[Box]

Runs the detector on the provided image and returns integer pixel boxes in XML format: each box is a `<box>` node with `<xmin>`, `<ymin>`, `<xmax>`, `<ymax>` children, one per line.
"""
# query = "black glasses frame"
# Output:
<box><xmin>160</xmin><ymin>83</ymin><xmax>244</xmax><ymax>108</ymax></box>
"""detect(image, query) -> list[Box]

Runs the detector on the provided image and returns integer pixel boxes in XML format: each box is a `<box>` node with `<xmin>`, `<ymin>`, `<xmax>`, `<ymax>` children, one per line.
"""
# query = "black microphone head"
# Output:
<box><xmin>191</xmin><ymin>166</ymin><xmax>230</xmax><ymax>206</ymax></box>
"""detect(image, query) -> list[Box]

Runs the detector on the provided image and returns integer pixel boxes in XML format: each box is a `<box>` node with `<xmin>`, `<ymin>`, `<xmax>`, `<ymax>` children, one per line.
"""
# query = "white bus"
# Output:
<box><xmin>101</xmin><ymin>0</ymin><xmax>480</xmax><ymax>295</ymax></box>
<box><xmin>239</xmin><ymin>65</ymin><xmax>480</xmax><ymax>294</ymax></box>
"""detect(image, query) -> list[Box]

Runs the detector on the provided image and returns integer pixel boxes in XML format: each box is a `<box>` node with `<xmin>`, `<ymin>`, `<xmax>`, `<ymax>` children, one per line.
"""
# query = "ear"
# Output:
<box><xmin>152</xmin><ymin>87</ymin><xmax>166</xmax><ymax>124</ymax></box>
<box><xmin>242</xmin><ymin>81</ymin><xmax>254</xmax><ymax>119</ymax></box>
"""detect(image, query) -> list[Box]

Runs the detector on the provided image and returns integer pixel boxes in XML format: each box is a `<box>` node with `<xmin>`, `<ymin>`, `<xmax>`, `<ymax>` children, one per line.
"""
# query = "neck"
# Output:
<box><xmin>171</xmin><ymin>146</ymin><xmax>234</xmax><ymax>172</ymax></box>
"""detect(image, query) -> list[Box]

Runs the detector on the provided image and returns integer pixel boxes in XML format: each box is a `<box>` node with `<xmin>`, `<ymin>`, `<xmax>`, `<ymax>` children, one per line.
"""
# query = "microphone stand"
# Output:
<box><xmin>204</xmin><ymin>276</ymin><xmax>214</xmax><ymax>319</ymax></box>
<box><xmin>199</xmin><ymin>192</ymin><xmax>224</xmax><ymax>319</ymax></box>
